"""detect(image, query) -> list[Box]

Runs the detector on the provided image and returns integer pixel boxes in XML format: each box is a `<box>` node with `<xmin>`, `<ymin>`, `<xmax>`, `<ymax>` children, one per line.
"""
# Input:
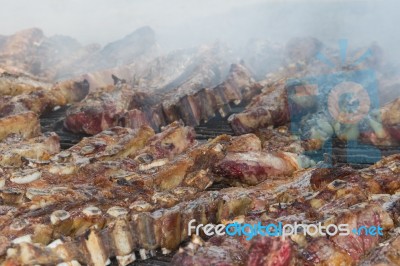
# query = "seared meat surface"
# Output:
<box><xmin>0</xmin><ymin>79</ymin><xmax>89</xmax><ymax>117</ymax></box>
<box><xmin>1</xmin><ymin>147</ymin><xmax>399</xmax><ymax>265</ymax></box>
<box><xmin>0</xmin><ymin>112</ymin><xmax>41</xmax><ymax>141</ymax></box>
<box><xmin>64</xmin><ymin>63</ymin><xmax>261</xmax><ymax>135</ymax></box>
<box><xmin>228</xmin><ymin>80</ymin><xmax>289</xmax><ymax>135</ymax></box>
<box><xmin>173</xmin><ymin>155</ymin><xmax>400</xmax><ymax>266</ymax></box>
<box><xmin>0</xmin><ymin>133</ymin><xmax>59</xmax><ymax>167</ymax></box>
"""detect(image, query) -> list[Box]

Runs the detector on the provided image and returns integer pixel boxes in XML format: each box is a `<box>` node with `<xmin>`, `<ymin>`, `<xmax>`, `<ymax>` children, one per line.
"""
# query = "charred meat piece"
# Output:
<box><xmin>299</xmin><ymin>201</ymin><xmax>396</xmax><ymax>265</ymax></box>
<box><xmin>329</xmin><ymin>203</ymin><xmax>393</xmax><ymax>261</ymax></box>
<box><xmin>214</xmin><ymin>151</ymin><xmax>313</xmax><ymax>185</ymax></box>
<box><xmin>378</xmin><ymin>97</ymin><xmax>400</xmax><ymax>143</ymax></box>
<box><xmin>0</xmin><ymin>79</ymin><xmax>89</xmax><ymax>117</ymax></box>
<box><xmin>64</xmin><ymin>63</ymin><xmax>261</xmax><ymax>135</ymax></box>
<box><xmin>301</xmin><ymin>237</ymin><xmax>354</xmax><ymax>266</ymax></box>
<box><xmin>214</xmin><ymin>132</ymin><xmax>315</xmax><ymax>186</ymax></box>
<box><xmin>64</xmin><ymin>84</ymin><xmax>154</xmax><ymax>135</ymax></box>
<box><xmin>228</xmin><ymin>81</ymin><xmax>289</xmax><ymax>135</ymax></box>
<box><xmin>161</xmin><ymin>63</ymin><xmax>260</xmax><ymax>125</ymax></box>
<box><xmin>0</xmin><ymin>72</ymin><xmax>50</xmax><ymax>96</ymax></box>
<box><xmin>0</xmin><ymin>132</ymin><xmax>59</xmax><ymax>167</ymax></box>
<box><xmin>50</xmin><ymin>125</ymin><xmax>155</xmax><ymax>173</ymax></box>
<box><xmin>138</xmin><ymin>121</ymin><xmax>196</xmax><ymax>160</ymax></box>
<box><xmin>359</xmin><ymin>232</ymin><xmax>400</xmax><ymax>266</ymax></box>
<box><xmin>0</xmin><ymin>112</ymin><xmax>41</xmax><ymax>141</ymax></box>
<box><xmin>246</xmin><ymin>235</ymin><xmax>297</xmax><ymax>266</ymax></box>
<box><xmin>225</xmin><ymin>133</ymin><xmax>262</xmax><ymax>153</ymax></box>
<box><xmin>256</xmin><ymin>127</ymin><xmax>323</xmax><ymax>154</ymax></box>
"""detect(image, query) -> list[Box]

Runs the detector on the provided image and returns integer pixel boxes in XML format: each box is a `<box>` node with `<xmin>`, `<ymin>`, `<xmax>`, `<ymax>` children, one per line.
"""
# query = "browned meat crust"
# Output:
<box><xmin>64</xmin><ymin>64</ymin><xmax>262</xmax><ymax>135</ymax></box>
<box><xmin>228</xmin><ymin>81</ymin><xmax>290</xmax><ymax>135</ymax></box>
<box><xmin>0</xmin><ymin>112</ymin><xmax>41</xmax><ymax>141</ymax></box>
<box><xmin>0</xmin><ymin>133</ymin><xmax>59</xmax><ymax>167</ymax></box>
<box><xmin>1</xmin><ymin>151</ymin><xmax>399</xmax><ymax>265</ymax></box>
<box><xmin>0</xmin><ymin>79</ymin><xmax>89</xmax><ymax>117</ymax></box>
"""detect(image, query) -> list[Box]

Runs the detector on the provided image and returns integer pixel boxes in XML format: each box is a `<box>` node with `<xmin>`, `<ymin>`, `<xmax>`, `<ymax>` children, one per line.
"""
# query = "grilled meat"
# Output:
<box><xmin>0</xmin><ymin>123</ymin><xmax>219</xmax><ymax>260</ymax></box>
<box><xmin>0</xmin><ymin>72</ymin><xmax>50</xmax><ymax>96</ymax></box>
<box><xmin>375</xmin><ymin>97</ymin><xmax>400</xmax><ymax>144</ymax></box>
<box><xmin>256</xmin><ymin>127</ymin><xmax>323</xmax><ymax>153</ymax></box>
<box><xmin>50</xmin><ymin>125</ymin><xmax>156</xmax><ymax>174</ymax></box>
<box><xmin>228</xmin><ymin>80</ymin><xmax>289</xmax><ymax>135</ymax></box>
<box><xmin>0</xmin><ymin>112</ymin><xmax>41</xmax><ymax>141</ymax></box>
<box><xmin>0</xmin><ymin>120</ymin><xmax>313</xmax><ymax>265</ymax></box>
<box><xmin>172</xmin><ymin>201</ymin><xmax>396</xmax><ymax>266</ymax></box>
<box><xmin>64</xmin><ymin>63</ymin><xmax>261</xmax><ymax>135</ymax></box>
<box><xmin>359</xmin><ymin>231</ymin><xmax>400</xmax><ymax>266</ymax></box>
<box><xmin>64</xmin><ymin>83</ymin><xmax>145</xmax><ymax>134</ymax></box>
<box><xmin>0</xmin><ymin>132</ymin><xmax>59</xmax><ymax>167</ymax></box>
<box><xmin>213</xmin><ymin>132</ymin><xmax>315</xmax><ymax>185</ymax></box>
<box><xmin>160</xmin><ymin>63</ymin><xmax>260</xmax><ymax>125</ymax></box>
<box><xmin>0</xmin><ymin>79</ymin><xmax>89</xmax><ymax>117</ymax></box>
<box><xmin>172</xmin><ymin>233</ymin><xmax>297</xmax><ymax>266</ymax></box>
<box><xmin>2</xmin><ymin>152</ymin><xmax>399</xmax><ymax>265</ymax></box>
<box><xmin>137</xmin><ymin>121</ymin><xmax>196</xmax><ymax>160</ymax></box>
<box><xmin>214</xmin><ymin>151</ymin><xmax>313</xmax><ymax>185</ymax></box>
<box><xmin>173</xmin><ymin>156</ymin><xmax>400</xmax><ymax>266</ymax></box>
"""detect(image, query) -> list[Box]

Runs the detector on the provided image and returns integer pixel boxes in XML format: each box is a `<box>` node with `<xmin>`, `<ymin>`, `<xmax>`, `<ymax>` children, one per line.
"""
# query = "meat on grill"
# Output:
<box><xmin>0</xmin><ymin>72</ymin><xmax>50</xmax><ymax>96</ymax></box>
<box><xmin>214</xmin><ymin>151</ymin><xmax>313</xmax><ymax>185</ymax></box>
<box><xmin>0</xmin><ymin>30</ymin><xmax>399</xmax><ymax>266</ymax></box>
<box><xmin>374</xmin><ymin>97</ymin><xmax>400</xmax><ymax>144</ymax></box>
<box><xmin>172</xmin><ymin>234</ymin><xmax>297</xmax><ymax>266</ymax></box>
<box><xmin>64</xmin><ymin>63</ymin><xmax>261</xmax><ymax>135</ymax></box>
<box><xmin>0</xmin><ymin>79</ymin><xmax>89</xmax><ymax>117</ymax></box>
<box><xmin>2</xmin><ymin>147</ymin><xmax>399</xmax><ymax>265</ymax></box>
<box><xmin>0</xmin><ymin>119</ymin><xmax>325</xmax><ymax>265</ymax></box>
<box><xmin>172</xmin><ymin>156</ymin><xmax>400</xmax><ymax>266</ymax></box>
<box><xmin>228</xmin><ymin>80</ymin><xmax>289</xmax><ymax>135</ymax></box>
<box><xmin>0</xmin><ymin>112</ymin><xmax>41</xmax><ymax>141</ymax></box>
<box><xmin>0</xmin><ymin>132</ymin><xmax>59</xmax><ymax>167</ymax></box>
<box><xmin>359</xmin><ymin>232</ymin><xmax>400</xmax><ymax>265</ymax></box>
<box><xmin>213</xmin><ymin>131</ymin><xmax>315</xmax><ymax>185</ymax></box>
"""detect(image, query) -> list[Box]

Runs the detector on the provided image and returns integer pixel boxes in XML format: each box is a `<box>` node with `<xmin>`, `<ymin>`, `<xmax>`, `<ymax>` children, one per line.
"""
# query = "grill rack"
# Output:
<box><xmin>40</xmin><ymin>104</ymin><xmax>400</xmax><ymax>167</ymax></box>
<box><xmin>39</xmin><ymin>104</ymin><xmax>400</xmax><ymax>265</ymax></box>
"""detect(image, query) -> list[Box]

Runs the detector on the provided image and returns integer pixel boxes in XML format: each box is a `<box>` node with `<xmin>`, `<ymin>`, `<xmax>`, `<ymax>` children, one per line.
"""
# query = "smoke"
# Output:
<box><xmin>0</xmin><ymin>0</ymin><xmax>399</xmax><ymax>68</ymax></box>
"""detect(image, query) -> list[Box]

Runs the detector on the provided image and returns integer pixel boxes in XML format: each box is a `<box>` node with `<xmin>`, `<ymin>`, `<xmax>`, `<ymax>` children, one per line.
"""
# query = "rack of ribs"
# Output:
<box><xmin>64</xmin><ymin>63</ymin><xmax>262</xmax><ymax>135</ymax></box>
<box><xmin>0</xmin><ymin>79</ymin><xmax>89</xmax><ymax>117</ymax></box>
<box><xmin>228</xmin><ymin>79</ymin><xmax>290</xmax><ymax>135</ymax></box>
<box><xmin>172</xmin><ymin>155</ymin><xmax>400</xmax><ymax>266</ymax></box>
<box><xmin>0</xmin><ymin>72</ymin><xmax>50</xmax><ymax>97</ymax></box>
<box><xmin>2</xmin><ymin>152</ymin><xmax>397</xmax><ymax>265</ymax></box>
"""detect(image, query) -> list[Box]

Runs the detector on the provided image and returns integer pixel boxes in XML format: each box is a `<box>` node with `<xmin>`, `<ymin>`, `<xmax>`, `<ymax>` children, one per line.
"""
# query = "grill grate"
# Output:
<box><xmin>39</xmin><ymin>104</ymin><xmax>400</xmax><ymax>265</ymax></box>
<box><xmin>40</xmin><ymin>104</ymin><xmax>240</xmax><ymax>148</ymax></box>
<box><xmin>40</xmin><ymin>105</ymin><xmax>88</xmax><ymax>149</ymax></box>
<box><xmin>40</xmin><ymin>105</ymin><xmax>400</xmax><ymax>168</ymax></box>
